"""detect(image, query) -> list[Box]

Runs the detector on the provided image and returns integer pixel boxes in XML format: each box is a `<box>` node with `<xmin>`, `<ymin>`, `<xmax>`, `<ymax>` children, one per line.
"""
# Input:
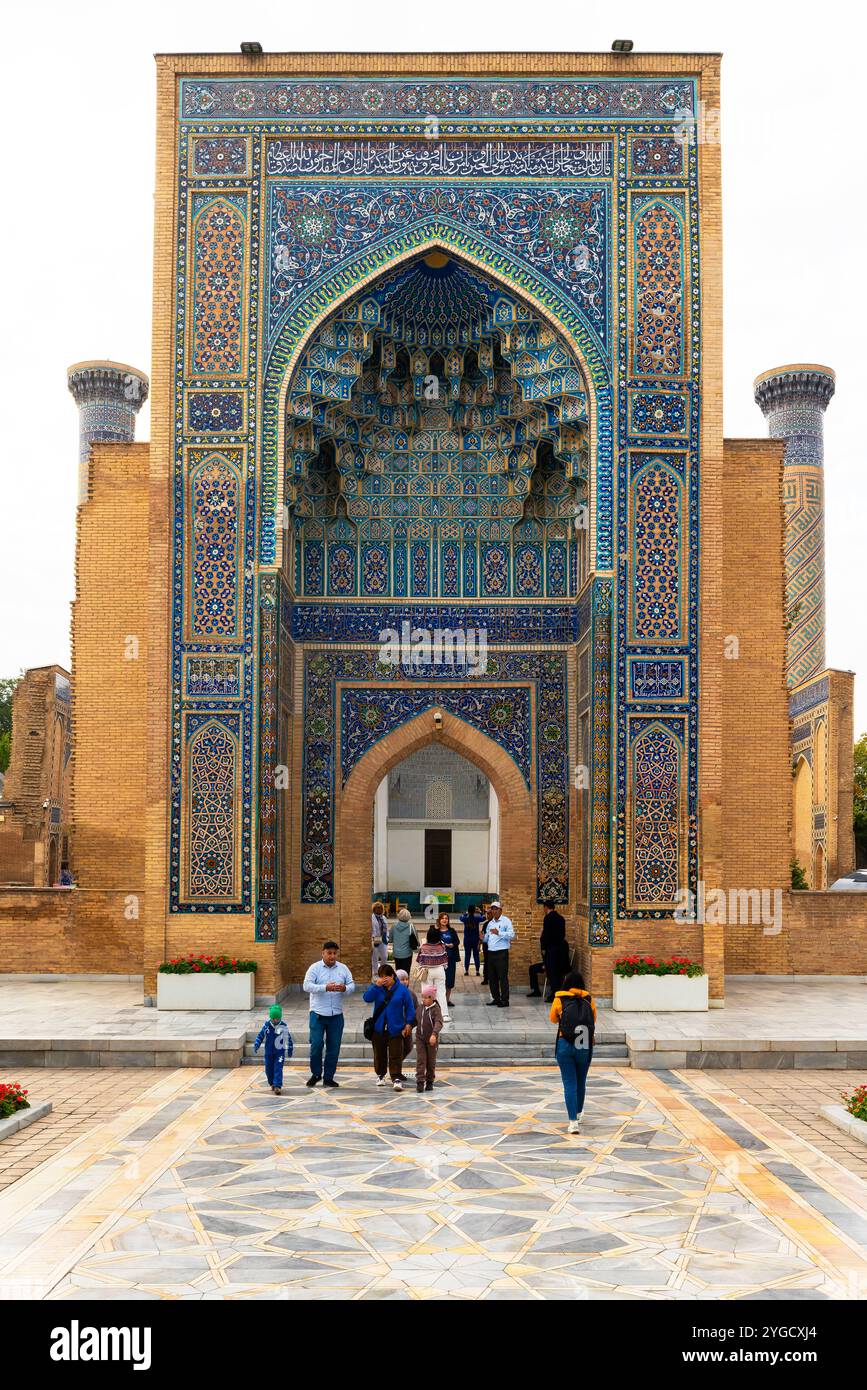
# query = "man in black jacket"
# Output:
<box><xmin>527</xmin><ymin>899</ymin><xmax>570</xmax><ymax>1000</ymax></box>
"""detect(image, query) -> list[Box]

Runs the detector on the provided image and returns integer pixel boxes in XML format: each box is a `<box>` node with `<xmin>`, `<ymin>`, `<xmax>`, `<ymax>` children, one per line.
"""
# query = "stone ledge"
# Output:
<box><xmin>820</xmin><ymin>1104</ymin><xmax>867</xmax><ymax>1145</ymax></box>
<box><xmin>624</xmin><ymin>1038</ymin><xmax>867</xmax><ymax>1069</ymax></box>
<box><xmin>0</xmin><ymin>1099</ymin><xmax>52</xmax><ymax>1140</ymax></box>
<box><xmin>631</xmin><ymin>1051</ymin><xmax>689</xmax><ymax>1069</ymax></box>
<box><xmin>0</xmin><ymin>1047</ymin><xmax>243</xmax><ymax>1069</ymax></box>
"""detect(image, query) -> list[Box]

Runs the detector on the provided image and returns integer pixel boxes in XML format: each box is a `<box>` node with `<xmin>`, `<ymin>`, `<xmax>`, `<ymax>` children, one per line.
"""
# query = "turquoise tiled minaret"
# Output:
<box><xmin>754</xmin><ymin>364</ymin><xmax>835</xmax><ymax>687</ymax></box>
<box><xmin>67</xmin><ymin>360</ymin><xmax>149</xmax><ymax>503</ymax></box>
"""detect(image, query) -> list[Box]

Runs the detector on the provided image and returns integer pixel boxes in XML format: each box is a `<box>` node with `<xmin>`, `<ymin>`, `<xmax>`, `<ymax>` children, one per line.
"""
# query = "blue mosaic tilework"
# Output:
<box><xmin>789</xmin><ymin>676</ymin><xmax>830</xmax><ymax>718</ymax></box>
<box><xmin>291</xmin><ymin>603</ymin><xmax>583</xmax><ymax>645</ymax></box>
<box><xmin>181</xmin><ymin>78</ymin><xmax>696</xmax><ymax>121</ymax></box>
<box><xmin>266</xmin><ymin>138</ymin><xmax>613</xmax><ymax>179</ymax></box>
<box><xmin>184</xmin><ymin>655</ymin><xmax>243</xmax><ymax>700</ymax></box>
<box><xmin>629</xmin><ymin>658</ymin><xmax>686</xmax><ymax>701</ymax></box>
<box><xmin>168</xmin><ymin>72</ymin><xmax>701</xmax><ymax>937</ymax></box>
<box><xmin>267</xmin><ymin>182</ymin><xmax>609</xmax><ymax>348</ymax></box>
<box><xmin>341</xmin><ymin>685</ymin><xmax>532</xmax><ymax>787</ymax></box>
<box><xmin>186</xmin><ymin>390</ymin><xmax>245</xmax><ymax>434</ymax></box>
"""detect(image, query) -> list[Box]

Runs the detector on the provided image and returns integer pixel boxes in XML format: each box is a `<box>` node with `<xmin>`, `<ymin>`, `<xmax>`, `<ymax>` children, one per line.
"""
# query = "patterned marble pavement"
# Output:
<box><xmin>2</xmin><ymin>1065</ymin><xmax>867</xmax><ymax>1301</ymax></box>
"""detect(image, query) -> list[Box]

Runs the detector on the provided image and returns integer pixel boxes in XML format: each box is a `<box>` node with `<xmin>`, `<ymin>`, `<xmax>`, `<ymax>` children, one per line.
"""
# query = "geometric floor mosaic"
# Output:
<box><xmin>2</xmin><ymin>1067</ymin><xmax>867</xmax><ymax>1300</ymax></box>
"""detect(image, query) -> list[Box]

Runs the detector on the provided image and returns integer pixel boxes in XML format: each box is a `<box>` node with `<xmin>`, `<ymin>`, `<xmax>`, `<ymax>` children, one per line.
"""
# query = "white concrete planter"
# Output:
<box><xmin>157</xmin><ymin>971</ymin><xmax>255</xmax><ymax>1011</ymax></box>
<box><xmin>820</xmin><ymin>1104</ymin><xmax>867</xmax><ymax>1146</ymax></box>
<box><xmin>613</xmin><ymin>972</ymin><xmax>708</xmax><ymax>1012</ymax></box>
<box><xmin>0</xmin><ymin>1100</ymin><xmax>52</xmax><ymax>1140</ymax></box>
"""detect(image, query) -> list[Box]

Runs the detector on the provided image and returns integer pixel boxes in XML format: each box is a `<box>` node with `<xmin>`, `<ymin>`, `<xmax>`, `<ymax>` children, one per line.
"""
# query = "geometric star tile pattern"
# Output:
<box><xmin>1</xmin><ymin>1068</ymin><xmax>866</xmax><ymax>1301</ymax></box>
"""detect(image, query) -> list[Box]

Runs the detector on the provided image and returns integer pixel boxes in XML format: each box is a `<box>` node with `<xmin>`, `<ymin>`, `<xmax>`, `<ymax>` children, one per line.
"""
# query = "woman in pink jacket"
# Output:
<box><xmin>415</xmin><ymin>926</ymin><xmax>451</xmax><ymax>1023</ymax></box>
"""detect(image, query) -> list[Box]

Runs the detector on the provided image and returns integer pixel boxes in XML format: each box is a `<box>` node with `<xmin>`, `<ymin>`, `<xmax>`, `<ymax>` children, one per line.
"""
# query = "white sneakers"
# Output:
<box><xmin>376</xmin><ymin>1076</ymin><xmax>387</xmax><ymax>1087</ymax></box>
<box><xmin>568</xmin><ymin>1118</ymin><xmax>582</xmax><ymax>1134</ymax></box>
<box><xmin>393</xmin><ymin>1080</ymin><xmax>403</xmax><ymax>1091</ymax></box>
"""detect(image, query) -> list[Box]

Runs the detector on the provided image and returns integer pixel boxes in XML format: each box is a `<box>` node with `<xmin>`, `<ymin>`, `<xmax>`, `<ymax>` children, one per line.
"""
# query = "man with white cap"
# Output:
<box><xmin>481</xmin><ymin>900</ymin><xmax>515</xmax><ymax>1008</ymax></box>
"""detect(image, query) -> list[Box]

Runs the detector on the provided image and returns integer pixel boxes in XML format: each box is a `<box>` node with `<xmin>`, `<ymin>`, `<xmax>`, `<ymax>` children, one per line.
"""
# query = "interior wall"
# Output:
<box><xmin>385</xmin><ymin>822</ymin><xmax>490</xmax><ymax>893</ymax></box>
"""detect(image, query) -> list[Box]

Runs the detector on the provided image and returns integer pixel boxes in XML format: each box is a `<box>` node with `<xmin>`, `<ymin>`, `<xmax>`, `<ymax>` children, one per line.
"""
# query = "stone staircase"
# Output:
<box><xmin>242</xmin><ymin>1026</ymin><xmax>629</xmax><ymax>1068</ymax></box>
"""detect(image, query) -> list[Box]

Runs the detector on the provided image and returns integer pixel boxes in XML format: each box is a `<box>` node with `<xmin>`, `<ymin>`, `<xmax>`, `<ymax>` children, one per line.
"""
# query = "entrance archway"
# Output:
<box><xmin>814</xmin><ymin>843</ymin><xmax>825</xmax><ymax>891</ymax></box>
<box><xmin>374</xmin><ymin>742</ymin><xmax>497</xmax><ymax>908</ymax></box>
<box><xmin>793</xmin><ymin>755</ymin><xmax>813</xmax><ymax>886</ymax></box>
<box><xmin>336</xmin><ymin>710</ymin><xmax>535</xmax><ymax>981</ymax></box>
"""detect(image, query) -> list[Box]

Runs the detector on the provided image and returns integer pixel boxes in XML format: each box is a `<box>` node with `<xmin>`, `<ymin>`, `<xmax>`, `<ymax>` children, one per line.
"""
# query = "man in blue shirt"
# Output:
<box><xmin>481</xmin><ymin>901</ymin><xmax>515</xmax><ymax>1008</ymax></box>
<box><xmin>363</xmin><ymin>964</ymin><xmax>416</xmax><ymax>1091</ymax></box>
<box><xmin>303</xmin><ymin>941</ymin><xmax>355</xmax><ymax>1089</ymax></box>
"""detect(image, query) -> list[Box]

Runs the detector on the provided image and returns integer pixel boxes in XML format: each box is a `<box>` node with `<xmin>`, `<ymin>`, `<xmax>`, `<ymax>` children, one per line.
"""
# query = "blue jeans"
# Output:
<box><xmin>555</xmin><ymin>1037</ymin><xmax>591</xmax><ymax>1121</ymax></box>
<box><xmin>464</xmin><ymin>939</ymin><xmax>480</xmax><ymax>971</ymax></box>
<box><xmin>264</xmin><ymin>1050</ymin><xmax>285</xmax><ymax>1089</ymax></box>
<box><xmin>309</xmin><ymin>1011</ymin><xmax>345</xmax><ymax>1081</ymax></box>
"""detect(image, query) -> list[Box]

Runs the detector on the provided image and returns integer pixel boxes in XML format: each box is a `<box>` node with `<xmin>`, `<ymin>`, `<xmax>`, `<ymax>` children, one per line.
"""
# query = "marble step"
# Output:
<box><xmin>244</xmin><ymin>1029</ymin><xmax>627</xmax><ymax>1046</ymax></box>
<box><xmin>242</xmin><ymin>1041</ymin><xmax>629</xmax><ymax>1064</ymax></box>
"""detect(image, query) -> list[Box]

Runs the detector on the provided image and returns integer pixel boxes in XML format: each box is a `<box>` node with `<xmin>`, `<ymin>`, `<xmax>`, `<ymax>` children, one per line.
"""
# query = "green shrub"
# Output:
<box><xmin>613</xmin><ymin>956</ymin><xmax>704</xmax><ymax>978</ymax></box>
<box><xmin>158</xmin><ymin>954</ymin><xmax>256</xmax><ymax>975</ymax></box>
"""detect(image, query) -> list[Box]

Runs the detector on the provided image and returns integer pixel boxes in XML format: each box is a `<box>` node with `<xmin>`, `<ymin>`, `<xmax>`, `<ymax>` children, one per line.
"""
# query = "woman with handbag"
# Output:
<box><xmin>413</xmin><ymin>926</ymin><xmax>451</xmax><ymax>1023</ymax></box>
<box><xmin>363</xmin><ymin>964</ymin><xmax>415</xmax><ymax>1091</ymax></box>
<box><xmin>371</xmin><ymin>901</ymin><xmax>389</xmax><ymax>976</ymax></box>
<box><xmin>390</xmin><ymin>907</ymin><xmax>419</xmax><ymax>976</ymax></box>
<box><xmin>437</xmin><ymin>910</ymin><xmax>461</xmax><ymax>1010</ymax></box>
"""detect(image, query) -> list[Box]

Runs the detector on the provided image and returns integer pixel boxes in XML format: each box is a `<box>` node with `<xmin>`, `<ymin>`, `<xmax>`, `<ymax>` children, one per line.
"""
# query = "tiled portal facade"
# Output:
<box><xmin>80</xmin><ymin>55</ymin><xmax>721</xmax><ymax>994</ymax></box>
<box><xmin>163</xmin><ymin>62</ymin><xmax>705</xmax><ymax>963</ymax></box>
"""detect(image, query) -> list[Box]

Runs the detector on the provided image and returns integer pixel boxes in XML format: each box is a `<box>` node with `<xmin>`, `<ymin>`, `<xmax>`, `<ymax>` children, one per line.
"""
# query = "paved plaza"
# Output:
<box><xmin>2</xmin><ymin>974</ymin><xmax>866</xmax><ymax>1044</ymax></box>
<box><xmin>2</xmin><ymin>1063</ymin><xmax>867</xmax><ymax>1300</ymax></box>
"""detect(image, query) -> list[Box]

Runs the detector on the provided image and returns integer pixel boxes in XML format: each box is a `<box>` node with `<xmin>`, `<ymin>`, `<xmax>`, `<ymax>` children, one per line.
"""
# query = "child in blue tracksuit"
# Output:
<box><xmin>254</xmin><ymin>1004</ymin><xmax>294</xmax><ymax>1094</ymax></box>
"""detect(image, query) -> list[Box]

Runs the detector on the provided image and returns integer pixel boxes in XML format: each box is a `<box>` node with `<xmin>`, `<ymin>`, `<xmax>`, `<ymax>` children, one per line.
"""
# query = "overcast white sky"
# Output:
<box><xmin>1</xmin><ymin>0</ymin><xmax>864</xmax><ymax>728</ymax></box>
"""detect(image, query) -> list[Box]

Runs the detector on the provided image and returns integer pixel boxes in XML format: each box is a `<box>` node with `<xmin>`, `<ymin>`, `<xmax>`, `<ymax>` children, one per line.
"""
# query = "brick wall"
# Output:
<box><xmin>787</xmin><ymin>891</ymin><xmax>867</xmax><ymax>973</ymax></box>
<box><xmin>0</xmin><ymin>888</ymin><xmax>141</xmax><ymax>974</ymax></box>
<box><xmin>721</xmin><ymin>439</ymin><xmax>793</xmax><ymax>973</ymax></box>
<box><xmin>71</xmin><ymin>442</ymin><xmax>149</xmax><ymax>889</ymax></box>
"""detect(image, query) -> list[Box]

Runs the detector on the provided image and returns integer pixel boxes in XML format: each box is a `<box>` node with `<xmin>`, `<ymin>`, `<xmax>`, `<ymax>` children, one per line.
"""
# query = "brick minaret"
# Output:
<box><xmin>754</xmin><ymin>363</ymin><xmax>835</xmax><ymax>687</ymax></box>
<box><xmin>67</xmin><ymin>360</ymin><xmax>149</xmax><ymax>503</ymax></box>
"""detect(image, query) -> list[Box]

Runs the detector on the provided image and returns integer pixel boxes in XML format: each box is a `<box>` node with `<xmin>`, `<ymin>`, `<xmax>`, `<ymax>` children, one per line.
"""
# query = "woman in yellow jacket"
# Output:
<box><xmin>549</xmin><ymin>971</ymin><xmax>596</xmax><ymax>1134</ymax></box>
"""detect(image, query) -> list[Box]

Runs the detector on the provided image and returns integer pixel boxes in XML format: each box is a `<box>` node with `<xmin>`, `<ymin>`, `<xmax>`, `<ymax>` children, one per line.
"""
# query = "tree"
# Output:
<box><xmin>855</xmin><ymin>732</ymin><xmax>867</xmax><ymax>839</ymax></box>
<box><xmin>791</xmin><ymin>859</ymin><xmax>808</xmax><ymax>891</ymax></box>
<box><xmin>0</xmin><ymin>676</ymin><xmax>21</xmax><ymax>775</ymax></box>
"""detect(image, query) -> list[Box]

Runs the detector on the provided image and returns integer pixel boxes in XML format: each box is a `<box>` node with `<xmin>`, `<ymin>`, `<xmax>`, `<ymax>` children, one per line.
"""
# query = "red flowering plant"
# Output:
<box><xmin>842</xmin><ymin>1084</ymin><xmax>867</xmax><ymax>1124</ymax></box>
<box><xmin>0</xmin><ymin>1082</ymin><xmax>30</xmax><ymax>1120</ymax></box>
<box><xmin>613</xmin><ymin>955</ymin><xmax>705</xmax><ymax>978</ymax></box>
<box><xmin>158</xmin><ymin>954</ymin><xmax>256</xmax><ymax>975</ymax></box>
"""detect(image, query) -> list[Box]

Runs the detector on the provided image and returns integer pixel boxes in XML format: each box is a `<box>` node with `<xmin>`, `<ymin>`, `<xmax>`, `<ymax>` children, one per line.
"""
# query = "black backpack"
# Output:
<box><xmin>557</xmin><ymin>994</ymin><xmax>595</xmax><ymax>1053</ymax></box>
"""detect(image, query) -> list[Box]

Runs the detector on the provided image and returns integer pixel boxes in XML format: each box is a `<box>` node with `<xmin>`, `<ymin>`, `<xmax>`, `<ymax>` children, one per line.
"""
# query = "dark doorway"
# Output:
<box><xmin>424</xmin><ymin>828</ymin><xmax>452</xmax><ymax>885</ymax></box>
